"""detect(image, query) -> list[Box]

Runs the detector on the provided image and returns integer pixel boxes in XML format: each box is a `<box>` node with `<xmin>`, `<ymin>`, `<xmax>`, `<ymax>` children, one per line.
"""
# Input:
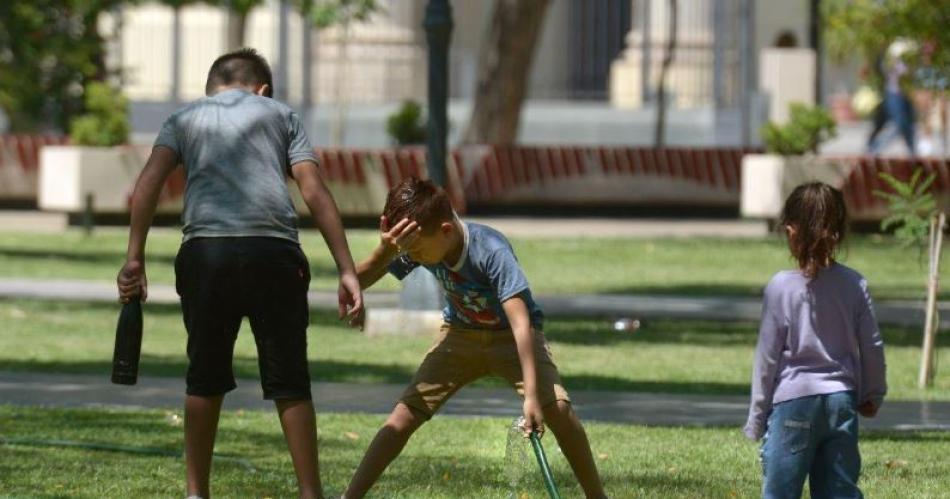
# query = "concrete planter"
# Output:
<box><xmin>740</xmin><ymin>153</ymin><xmax>850</xmax><ymax>219</ymax></box>
<box><xmin>38</xmin><ymin>145</ymin><xmax>147</xmax><ymax>213</ymax></box>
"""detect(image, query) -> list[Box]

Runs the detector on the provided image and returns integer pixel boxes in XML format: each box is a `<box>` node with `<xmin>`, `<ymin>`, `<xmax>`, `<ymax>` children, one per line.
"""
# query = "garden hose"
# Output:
<box><xmin>529</xmin><ymin>431</ymin><xmax>561</xmax><ymax>499</ymax></box>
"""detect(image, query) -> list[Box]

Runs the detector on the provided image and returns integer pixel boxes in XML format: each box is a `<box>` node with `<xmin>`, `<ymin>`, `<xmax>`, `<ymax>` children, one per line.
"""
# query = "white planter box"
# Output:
<box><xmin>741</xmin><ymin>154</ymin><xmax>850</xmax><ymax>219</ymax></box>
<box><xmin>39</xmin><ymin>146</ymin><xmax>144</xmax><ymax>212</ymax></box>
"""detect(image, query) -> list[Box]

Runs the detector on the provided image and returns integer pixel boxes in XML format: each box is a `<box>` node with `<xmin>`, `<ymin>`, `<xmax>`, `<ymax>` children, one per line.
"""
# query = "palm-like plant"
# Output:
<box><xmin>874</xmin><ymin>169</ymin><xmax>937</xmax><ymax>247</ymax></box>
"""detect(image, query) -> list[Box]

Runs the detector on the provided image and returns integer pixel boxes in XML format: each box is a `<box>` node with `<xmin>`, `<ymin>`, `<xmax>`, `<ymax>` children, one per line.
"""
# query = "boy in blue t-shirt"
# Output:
<box><xmin>343</xmin><ymin>177</ymin><xmax>606</xmax><ymax>498</ymax></box>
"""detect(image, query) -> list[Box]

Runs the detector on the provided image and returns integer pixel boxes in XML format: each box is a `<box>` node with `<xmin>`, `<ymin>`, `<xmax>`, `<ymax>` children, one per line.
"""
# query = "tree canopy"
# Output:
<box><xmin>824</xmin><ymin>0</ymin><xmax>950</xmax><ymax>78</ymax></box>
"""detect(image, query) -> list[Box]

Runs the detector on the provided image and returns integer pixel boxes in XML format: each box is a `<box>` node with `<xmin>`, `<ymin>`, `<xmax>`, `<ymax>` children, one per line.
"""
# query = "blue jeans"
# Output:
<box><xmin>761</xmin><ymin>391</ymin><xmax>862</xmax><ymax>499</ymax></box>
<box><xmin>868</xmin><ymin>90</ymin><xmax>916</xmax><ymax>155</ymax></box>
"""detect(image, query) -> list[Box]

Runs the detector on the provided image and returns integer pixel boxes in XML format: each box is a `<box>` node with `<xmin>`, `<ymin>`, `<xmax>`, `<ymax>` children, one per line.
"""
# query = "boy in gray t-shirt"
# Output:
<box><xmin>117</xmin><ymin>49</ymin><xmax>363</xmax><ymax>499</ymax></box>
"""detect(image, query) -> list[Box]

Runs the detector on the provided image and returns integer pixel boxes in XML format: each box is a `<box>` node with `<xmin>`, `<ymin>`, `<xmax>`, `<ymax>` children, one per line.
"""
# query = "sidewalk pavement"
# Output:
<box><xmin>0</xmin><ymin>277</ymin><xmax>945</xmax><ymax>328</ymax></box>
<box><xmin>2</xmin><ymin>371</ymin><xmax>947</xmax><ymax>431</ymax></box>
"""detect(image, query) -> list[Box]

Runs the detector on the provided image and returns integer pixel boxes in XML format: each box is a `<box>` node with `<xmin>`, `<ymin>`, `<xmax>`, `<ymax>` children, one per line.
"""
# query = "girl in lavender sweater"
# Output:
<box><xmin>745</xmin><ymin>182</ymin><xmax>887</xmax><ymax>499</ymax></box>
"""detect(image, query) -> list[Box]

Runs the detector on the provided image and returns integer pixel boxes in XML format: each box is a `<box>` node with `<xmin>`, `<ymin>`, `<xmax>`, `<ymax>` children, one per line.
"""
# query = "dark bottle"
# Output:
<box><xmin>111</xmin><ymin>297</ymin><xmax>142</xmax><ymax>385</ymax></box>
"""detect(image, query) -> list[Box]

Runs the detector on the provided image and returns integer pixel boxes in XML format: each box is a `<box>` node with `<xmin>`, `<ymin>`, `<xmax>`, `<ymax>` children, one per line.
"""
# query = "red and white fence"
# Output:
<box><xmin>10</xmin><ymin>133</ymin><xmax>950</xmax><ymax>221</ymax></box>
<box><xmin>833</xmin><ymin>156</ymin><xmax>950</xmax><ymax>220</ymax></box>
<box><xmin>0</xmin><ymin>135</ymin><xmax>70</xmax><ymax>201</ymax></box>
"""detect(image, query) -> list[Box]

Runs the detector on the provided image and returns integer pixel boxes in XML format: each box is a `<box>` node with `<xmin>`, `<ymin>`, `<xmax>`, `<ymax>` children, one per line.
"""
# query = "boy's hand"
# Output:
<box><xmin>380</xmin><ymin>216</ymin><xmax>420</xmax><ymax>253</ymax></box>
<box><xmin>338</xmin><ymin>271</ymin><xmax>364</xmax><ymax>330</ymax></box>
<box><xmin>117</xmin><ymin>260</ymin><xmax>147</xmax><ymax>303</ymax></box>
<box><xmin>520</xmin><ymin>396</ymin><xmax>545</xmax><ymax>438</ymax></box>
<box><xmin>858</xmin><ymin>401</ymin><xmax>879</xmax><ymax>418</ymax></box>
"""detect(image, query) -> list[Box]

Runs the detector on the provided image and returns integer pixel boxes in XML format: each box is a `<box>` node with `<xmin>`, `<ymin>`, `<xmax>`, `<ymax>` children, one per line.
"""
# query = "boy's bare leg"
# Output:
<box><xmin>544</xmin><ymin>400</ymin><xmax>607</xmax><ymax>499</ymax></box>
<box><xmin>185</xmin><ymin>394</ymin><xmax>224</xmax><ymax>498</ymax></box>
<box><xmin>343</xmin><ymin>403</ymin><xmax>427</xmax><ymax>499</ymax></box>
<box><xmin>276</xmin><ymin>399</ymin><xmax>323</xmax><ymax>499</ymax></box>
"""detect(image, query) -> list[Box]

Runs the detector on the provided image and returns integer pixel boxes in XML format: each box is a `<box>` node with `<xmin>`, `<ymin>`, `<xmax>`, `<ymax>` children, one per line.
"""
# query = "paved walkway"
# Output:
<box><xmin>0</xmin><ymin>277</ymin><xmax>944</xmax><ymax>328</ymax></box>
<box><xmin>2</xmin><ymin>371</ymin><xmax>948</xmax><ymax>431</ymax></box>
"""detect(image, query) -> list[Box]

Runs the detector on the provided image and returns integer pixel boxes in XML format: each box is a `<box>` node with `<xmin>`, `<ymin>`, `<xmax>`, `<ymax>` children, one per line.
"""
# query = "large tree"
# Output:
<box><xmin>0</xmin><ymin>0</ymin><xmax>124</xmax><ymax>132</ymax></box>
<box><xmin>823</xmin><ymin>0</ymin><xmax>950</xmax><ymax>74</ymax></box>
<box><xmin>209</xmin><ymin>0</ymin><xmax>266</xmax><ymax>50</ymax></box>
<box><xmin>461</xmin><ymin>0</ymin><xmax>550</xmax><ymax>145</ymax></box>
<box><xmin>654</xmin><ymin>0</ymin><xmax>678</xmax><ymax>147</ymax></box>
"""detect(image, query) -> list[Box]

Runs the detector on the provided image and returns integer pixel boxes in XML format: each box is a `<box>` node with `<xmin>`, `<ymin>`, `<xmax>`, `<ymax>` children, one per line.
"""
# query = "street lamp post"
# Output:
<box><xmin>423</xmin><ymin>0</ymin><xmax>453</xmax><ymax>188</ymax></box>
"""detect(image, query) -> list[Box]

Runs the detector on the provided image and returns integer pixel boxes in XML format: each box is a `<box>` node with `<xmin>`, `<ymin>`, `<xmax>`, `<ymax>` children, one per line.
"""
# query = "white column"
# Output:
<box><xmin>760</xmin><ymin>48</ymin><xmax>816</xmax><ymax>124</ymax></box>
<box><xmin>610</xmin><ymin>0</ymin><xmax>716</xmax><ymax>109</ymax></box>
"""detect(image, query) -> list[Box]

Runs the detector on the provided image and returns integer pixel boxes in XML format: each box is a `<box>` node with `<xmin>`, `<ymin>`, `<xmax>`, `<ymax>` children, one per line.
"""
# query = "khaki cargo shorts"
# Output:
<box><xmin>399</xmin><ymin>324</ymin><xmax>571</xmax><ymax>418</ymax></box>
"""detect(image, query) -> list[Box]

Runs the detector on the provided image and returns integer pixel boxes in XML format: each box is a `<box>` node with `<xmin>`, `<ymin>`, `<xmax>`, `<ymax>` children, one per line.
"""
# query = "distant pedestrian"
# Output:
<box><xmin>868</xmin><ymin>40</ymin><xmax>917</xmax><ymax>155</ymax></box>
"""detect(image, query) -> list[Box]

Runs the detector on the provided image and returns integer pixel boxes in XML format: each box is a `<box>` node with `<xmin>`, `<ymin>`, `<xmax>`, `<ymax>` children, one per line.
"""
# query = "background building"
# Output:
<box><xmin>106</xmin><ymin>0</ymin><xmax>850</xmax><ymax>148</ymax></box>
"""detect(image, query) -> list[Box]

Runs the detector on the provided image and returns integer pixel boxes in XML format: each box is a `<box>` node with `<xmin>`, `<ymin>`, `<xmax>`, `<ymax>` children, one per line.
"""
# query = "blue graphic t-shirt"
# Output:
<box><xmin>388</xmin><ymin>222</ymin><xmax>544</xmax><ymax>330</ymax></box>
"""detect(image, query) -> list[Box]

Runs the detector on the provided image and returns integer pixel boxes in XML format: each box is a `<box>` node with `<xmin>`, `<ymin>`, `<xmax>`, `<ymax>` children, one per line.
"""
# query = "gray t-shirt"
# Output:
<box><xmin>388</xmin><ymin>222</ymin><xmax>544</xmax><ymax>330</ymax></box>
<box><xmin>155</xmin><ymin>88</ymin><xmax>316</xmax><ymax>242</ymax></box>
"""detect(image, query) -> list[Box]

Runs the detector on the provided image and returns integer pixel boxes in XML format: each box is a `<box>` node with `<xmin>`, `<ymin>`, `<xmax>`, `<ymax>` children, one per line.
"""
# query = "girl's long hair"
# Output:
<box><xmin>780</xmin><ymin>182</ymin><xmax>848</xmax><ymax>278</ymax></box>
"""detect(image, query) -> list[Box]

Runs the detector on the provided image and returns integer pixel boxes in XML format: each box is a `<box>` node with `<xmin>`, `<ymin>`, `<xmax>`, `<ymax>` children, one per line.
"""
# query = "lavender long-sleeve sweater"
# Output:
<box><xmin>744</xmin><ymin>263</ymin><xmax>887</xmax><ymax>440</ymax></box>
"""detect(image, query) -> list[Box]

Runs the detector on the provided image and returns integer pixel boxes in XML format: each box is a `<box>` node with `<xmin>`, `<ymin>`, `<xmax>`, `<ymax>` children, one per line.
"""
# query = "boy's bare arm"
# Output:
<box><xmin>291</xmin><ymin>161</ymin><xmax>363</xmax><ymax>324</ymax></box>
<box><xmin>503</xmin><ymin>296</ymin><xmax>544</xmax><ymax>435</ymax></box>
<box><xmin>118</xmin><ymin>145</ymin><xmax>179</xmax><ymax>303</ymax></box>
<box><xmin>356</xmin><ymin>216</ymin><xmax>421</xmax><ymax>290</ymax></box>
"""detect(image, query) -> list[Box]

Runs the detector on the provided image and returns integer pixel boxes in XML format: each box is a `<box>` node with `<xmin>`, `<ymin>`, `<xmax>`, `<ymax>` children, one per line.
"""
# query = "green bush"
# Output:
<box><xmin>385</xmin><ymin>100</ymin><xmax>427</xmax><ymax>146</ymax></box>
<box><xmin>874</xmin><ymin>168</ymin><xmax>938</xmax><ymax>247</ymax></box>
<box><xmin>69</xmin><ymin>82</ymin><xmax>130</xmax><ymax>147</ymax></box>
<box><xmin>761</xmin><ymin>103</ymin><xmax>837</xmax><ymax>155</ymax></box>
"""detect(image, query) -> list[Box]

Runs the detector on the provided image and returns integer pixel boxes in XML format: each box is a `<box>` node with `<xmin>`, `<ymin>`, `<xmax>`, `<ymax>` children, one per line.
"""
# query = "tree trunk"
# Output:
<box><xmin>226</xmin><ymin>10</ymin><xmax>248</xmax><ymax>50</ymax></box>
<box><xmin>331</xmin><ymin>21</ymin><xmax>350</xmax><ymax>146</ymax></box>
<box><xmin>461</xmin><ymin>0</ymin><xmax>551</xmax><ymax>145</ymax></box>
<box><xmin>654</xmin><ymin>0</ymin><xmax>678</xmax><ymax>147</ymax></box>
<box><xmin>920</xmin><ymin>211</ymin><xmax>945</xmax><ymax>388</ymax></box>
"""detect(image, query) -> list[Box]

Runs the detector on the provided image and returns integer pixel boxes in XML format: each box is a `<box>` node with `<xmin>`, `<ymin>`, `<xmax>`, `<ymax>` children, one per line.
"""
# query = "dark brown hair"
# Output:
<box><xmin>780</xmin><ymin>182</ymin><xmax>847</xmax><ymax>278</ymax></box>
<box><xmin>383</xmin><ymin>177</ymin><xmax>454</xmax><ymax>233</ymax></box>
<box><xmin>205</xmin><ymin>48</ymin><xmax>274</xmax><ymax>97</ymax></box>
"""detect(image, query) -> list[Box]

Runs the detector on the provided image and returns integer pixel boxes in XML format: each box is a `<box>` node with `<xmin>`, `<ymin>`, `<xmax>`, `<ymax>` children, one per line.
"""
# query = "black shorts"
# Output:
<box><xmin>175</xmin><ymin>237</ymin><xmax>312</xmax><ymax>400</ymax></box>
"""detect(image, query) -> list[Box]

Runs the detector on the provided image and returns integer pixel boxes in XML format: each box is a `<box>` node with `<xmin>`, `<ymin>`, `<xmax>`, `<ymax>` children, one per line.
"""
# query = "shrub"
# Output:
<box><xmin>874</xmin><ymin>168</ymin><xmax>938</xmax><ymax>247</ymax></box>
<box><xmin>761</xmin><ymin>103</ymin><xmax>837</xmax><ymax>155</ymax></box>
<box><xmin>386</xmin><ymin>100</ymin><xmax>427</xmax><ymax>146</ymax></box>
<box><xmin>69</xmin><ymin>82</ymin><xmax>129</xmax><ymax>147</ymax></box>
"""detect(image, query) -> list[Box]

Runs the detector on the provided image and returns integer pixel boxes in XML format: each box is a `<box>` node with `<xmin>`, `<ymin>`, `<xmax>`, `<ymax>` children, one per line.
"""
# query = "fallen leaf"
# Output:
<box><xmin>885</xmin><ymin>459</ymin><xmax>908</xmax><ymax>469</ymax></box>
<box><xmin>598</xmin><ymin>453</ymin><xmax>609</xmax><ymax>461</ymax></box>
<box><xmin>344</xmin><ymin>431</ymin><xmax>359</xmax><ymax>441</ymax></box>
<box><xmin>442</xmin><ymin>471</ymin><xmax>451</xmax><ymax>481</ymax></box>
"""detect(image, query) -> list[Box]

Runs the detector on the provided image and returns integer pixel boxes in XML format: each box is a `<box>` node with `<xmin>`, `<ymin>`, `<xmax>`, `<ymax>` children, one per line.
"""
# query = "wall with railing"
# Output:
<box><xmin>16</xmin><ymin>134</ymin><xmax>949</xmax><ymax>223</ymax></box>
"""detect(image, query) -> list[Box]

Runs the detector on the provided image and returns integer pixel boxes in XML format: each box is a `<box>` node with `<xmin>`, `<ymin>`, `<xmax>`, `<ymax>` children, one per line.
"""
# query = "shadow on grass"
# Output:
<box><xmin>0</xmin><ymin>356</ymin><xmax>749</xmax><ymax>395</ymax></box>
<box><xmin>544</xmin><ymin>317</ymin><xmax>941</xmax><ymax>349</ymax></box>
<box><xmin>600</xmin><ymin>284</ymin><xmax>946</xmax><ymax>302</ymax></box>
<box><xmin>544</xmin><ymin>318</ymin><xmax>759</xmax><ymax>347</ymax></box>
<box><xmin>562</xmin><ymin>377</ymin><xmax>749</xmax><ymax>395</ymax></box>
<box><xmin>600</xmin><ymin>284</ymin><xmax>764</xmax><ymax>297</ymax></box>
<box><xmin>0</xmin><ymin>356</ymin><xmax>418</xmax><ymax>385</ymax></box>
<box><xmin>0</xmin><ymin>247</ymin><xmax>178</xmax><ymax>266</ymax></box>
<box><xmin>0</xmin><ymin>247</ymin><xmax>342</xmax><ymax>280</ymax></box>
<box><xmin>862</xmin><ymin>431</ymin><xmax>950</xmax><ymax>443</ymax></box>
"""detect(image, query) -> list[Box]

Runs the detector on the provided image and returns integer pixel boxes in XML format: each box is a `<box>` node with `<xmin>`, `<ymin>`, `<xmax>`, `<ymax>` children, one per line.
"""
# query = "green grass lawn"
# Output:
<box><xmin>1</xmin><ymin>299</ymin><xmax>947</xmax><ymax>401</ymax></box>
<box><xmin>0</xmin><ymin>406</ymin><xmax>946</xmax><ymax>498</ymax></box>
<box><xmin>0</xmin><ymin>228</ymin><xmax>942</xmax><ymax>300</ymax></box>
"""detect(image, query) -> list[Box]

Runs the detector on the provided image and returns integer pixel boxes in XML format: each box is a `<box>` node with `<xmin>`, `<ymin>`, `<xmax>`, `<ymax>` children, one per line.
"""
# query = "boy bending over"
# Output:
<box><xmin>343</xmin><ymin>177</ymin><xmax>606</xmax><ymax>498</ymax></box>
